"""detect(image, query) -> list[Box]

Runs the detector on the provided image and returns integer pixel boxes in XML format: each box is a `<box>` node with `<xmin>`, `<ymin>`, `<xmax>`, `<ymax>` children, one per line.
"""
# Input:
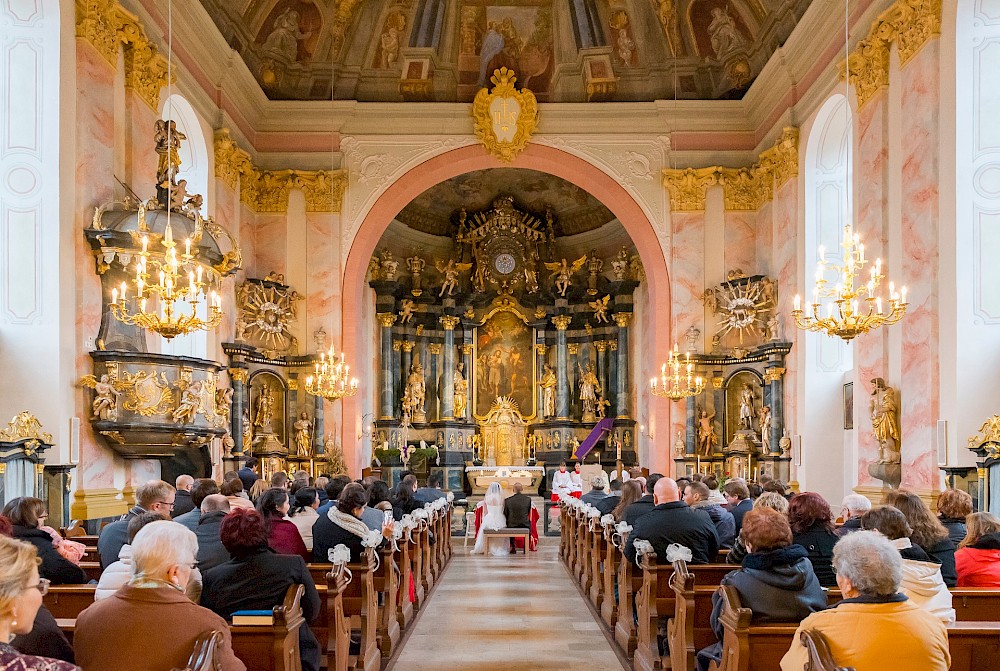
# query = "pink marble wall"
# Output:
<box><xmin>126</xmin><ymin>94</ymin><xmax>158</xmax><ymax>192</ymax></box>
<box><xmin>254</xmin><ymin>214</ymin><xmax>286</xmax><ymax>278</ymax></box>
<box><xmin>671</xmin><ymin>211</ymin><xmax>706</xmax><ymax>446</ymax></box>
<box><xmin>306</xmin><ymin>213</ymin><xmax>337</xmax><ymax>332</ymax></box>
<box><xmin>213</xmin><ymin>181</ymin><xmax>239</xmax><ymax>343</ymax></box>
<box><xmin>852</xmin><ymin>95</ymin><xmax>889</xmax><ymax>487</ymax></box>
<box><xmin>725</xmin><ymin>212</ymin><xmax>757</xmax><ymax>274</ymax></box>
<box><xmin>74</xmin><ymin>41</ymin><xmax>118</xmax><ymax>490</ymax></box>
<box><xmin>898</xmin><ymin>43</ymin><xmax>941</xmax><ymax>491</ymax></box>
<box><xmin>756</xmin><ymin>201</ymin><xmax>774</xmax><ymax>277</ymax></box>
<box><xmin>771</xmin><ymin>181</ymin><xmax>799</xmax><ymax>432</ymax></box>
<box><xmin>238</xmin><ymin>202</ymin><xmax>258</xmax><ymax>277</ymax></box>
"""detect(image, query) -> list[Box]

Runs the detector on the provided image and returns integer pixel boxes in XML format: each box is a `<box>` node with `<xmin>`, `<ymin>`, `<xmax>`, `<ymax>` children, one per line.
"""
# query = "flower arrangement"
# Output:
<box><xmin>328</xmin><ymin>544</ymin><xmax>351</xmax><ymax>565</ymax></box>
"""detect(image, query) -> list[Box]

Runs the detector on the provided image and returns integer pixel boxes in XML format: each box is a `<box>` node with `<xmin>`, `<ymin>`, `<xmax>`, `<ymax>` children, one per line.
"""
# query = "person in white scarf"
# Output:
<box><xmin>314</xmin><ymin>483</ymin><xmax>393</xmax><ymax>563</ymax></box>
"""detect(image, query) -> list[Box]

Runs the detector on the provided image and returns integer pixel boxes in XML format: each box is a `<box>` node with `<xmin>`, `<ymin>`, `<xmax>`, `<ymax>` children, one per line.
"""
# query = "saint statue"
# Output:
<box><xmin>90</xmin><ymin>374</ymin><xmax>120</xmax><ymax>421</ymax></box>
<box><xmin>698</xmin><ymin>408</ymin><xmax>717</xmax><ymax>455</ymax></box>
<box><xmin>154</xmin><ymin>119</ymin><xmax>185</xmax><ymax>188</ymax></box>
<box><xmin>215</xmin><ymin>387</ymin><xmax>234</xmax><ymax>423</ymax></box>
<box><xmin>708</xmin><ymin>7</ymin><xmax>747</xmax><ymax>59</ymax></box>
<box><xmin>870</xmin><ymin>378</ymin><xmax>901</xmax><ymax>463</ymax></box>
<box><xmin>539</xmin><ymin>364</ymin><xmax>557</xmax><ymax>418</ymax></box>
<box><xmin>254</xmin><ymin>383</ymin><xmax>275</xmax><ymax>433</ymax></box>
<box><xmin>293</xmin><ymin>411</ymin><xmax>312</xmax><ymax>457</ymax></box>
<box><xmin>453</xmin><ymin>362</ymin><xmax>468</xmax><ymax>419</ymax></box>
<box><xmin>578</xmin><ymin>363</ymin><xmax>602</xmax><ymax>420</ymax></box>
<box><xmin>739</xmin><ymin>383</ymin><xmax>755</xmax><ymax>431</ymax></box>
<box><xmin>241</xmin><ymin>408</ymin><xmax>253</xmax><ymax>450</ymax></box>
<box><xmin>406</xmin><ymin>357</ymin><xmax>426</xmax><ymax>422</ymax></box>
<box><xmin>759</xmin><ymin>405</ymin><xmax>772</xmax><ymax>446</ymax></box>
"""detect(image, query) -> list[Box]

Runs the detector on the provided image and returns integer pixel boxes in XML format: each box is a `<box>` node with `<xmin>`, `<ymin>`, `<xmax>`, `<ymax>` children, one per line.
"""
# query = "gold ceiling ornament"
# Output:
<box><xmin>662</xmin><ymin>167</ymin><xmax>720</xmax><ymax>212</ymax></box>
<box><xmin>235</xmin><ymin>272</ymin><xmax>303</xmax><ymax>357</ymax></box>
<box><xmin>0</xmin><ymin>412</ymin><xmax>53</xmax><ymax>444</ymax></box>
<box><xmin>719</xmin><ymin>166</ymin><xmax>773</xmax><ymax>212</ymax></box>
<box><xmin>793</xmin><ymin>225</ymin><xmax>907</xmax><ymax>341</ymax></box>
<box><xmin>967</xmin><ymin>415</ymin><xmax>1000</xmax><ymax>454</ymax></box>
<box><xmin>650</xmin><ymin>344</ymin><xmax>705</xmax><ymax>402</ymax></box>
<box><xmin>472</xmin><ymin>68</ymin><xmax>538</xmax><ymax>163</ymax></box>
<box><xmin>213</xmin><ymin>129</ymin><xmax>253</xmax><ymax>190</ymax></box>
<box><xmin>757</xmin><ymin>127</ymin><xmax>799</xmax><ymax>189</ymax></box>
<box><xmin>306</xmin><ymin>344</ymin><xmax>359</xmax><ymax>402</ymax></box>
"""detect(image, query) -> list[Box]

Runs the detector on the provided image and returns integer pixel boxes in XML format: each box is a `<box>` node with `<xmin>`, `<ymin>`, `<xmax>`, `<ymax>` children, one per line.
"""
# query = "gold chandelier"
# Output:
<box><xmin>650</xmin><ymin>345</ymin><xmax>705</xmax><ymax>401</ymax></box>
<box><xmin>792</xmin><ymin>225</ymin><xmax>907</xmax><ymax>341</ymax></box>
<box><xmin>110</xmin><ymin>216</ymin><xmax>222</xmax><ymax>340</ymax></box>
<box><xmin>306</xmin><ymin>344</ymin><xmax>359</xmax><ymax>401</ymax></box>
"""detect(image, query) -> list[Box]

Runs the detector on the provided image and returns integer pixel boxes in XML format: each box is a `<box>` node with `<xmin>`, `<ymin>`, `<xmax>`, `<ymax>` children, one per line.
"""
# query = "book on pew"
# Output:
<box><xmin>231</xmin><ymin>610</ymin><xmax>273</xmax><ymax>625</ymax></box>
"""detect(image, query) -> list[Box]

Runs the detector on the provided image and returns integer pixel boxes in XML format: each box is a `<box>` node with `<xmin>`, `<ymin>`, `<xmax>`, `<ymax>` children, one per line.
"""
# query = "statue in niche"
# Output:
<box><xmin>539</xmin><ymin>364</ymin><xmax>557</xmax><ymax>418</ymax></box>
<box><xmin>578</xmin><ymin>363</ymin><xmax>602</xmax><ymax>421</ymax></box>
<box><xmin>261</xmin><ymin>8</ymin><xmax>311</xmax><ymax>62</ymax></box>
<box><xmin>708</xmin><ymin>7</ymin><xmax>748</xmax><ymax>59</ymax></box>
<box><xmin>154</xmin><ymin>119</ymin><xmax>185</xmax><ymax>187</ymax></box>
<box><xmin>545</xmin><ymin>256</ymin><xmax>587</xmax><ymax>296</ymax></box>
<box><xmin>405</xmin><ymin>357</ymin><xmax>426</xmax><ymax>422</ymax></box>
<box><xmin>870</xmin><ymin>378</ymin><xmax>901</xmax><ymax>464</ymax></box>
<box><xmin>698</xmin><ymin>408</ymin><xmax>718</xmax><ymax>455</ymax></box>
<box><xmin>293</xmin><ymin>411</ymin><xmax>312</xmax><ymax>457</ymax></box>
<box><xmin>759</xmin><ymin>405</ymin><xmax>772</xmax><ymax>446</ymax></box>
<box><xmin>739</xmin><ymin>383</ymin><xmax>755</xmax><ymax>431</ymax></box>
<box><xmin>453</xmin><ymin>362</ymin><xmax>468</xmax><ymax>418</ymax></box>
<box><xmin>254</xmin><ymin>383</ymin><xmax>275</xmax><ymax>433</ymax></box>
<box><xmin>242</xmin><ymin>409</ymin><xmax>253</xmax><ymax>449</ymax></box>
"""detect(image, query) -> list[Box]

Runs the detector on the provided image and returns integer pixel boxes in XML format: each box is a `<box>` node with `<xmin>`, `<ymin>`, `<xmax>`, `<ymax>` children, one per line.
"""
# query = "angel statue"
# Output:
<box><xmin>589</xmin><ymin>294</ymin><xmax>611</xmax><ymax>324</ymax></box>
<box><xmin>399</xmin><ymin>298</ymin><xmax>416</xmax><ymax>325</ymax></box>
<box><xmin>436</xmin><ymin>258</ymin><xmax>471</xmax><ymax>297</ymax></box>
<box><xmin>172</xmin><ymin>380</ymin><xmax>204</xmax><ymax>424</ymax></box>
<box><xmin>545</xmin><ymin>256</ymin><xmax>587</xmax><ymax>296</ymax></box>
<box><xmin>81</xmin><ymin>374</ymin><xmax>120</xmax><ymax>421</ymax></box>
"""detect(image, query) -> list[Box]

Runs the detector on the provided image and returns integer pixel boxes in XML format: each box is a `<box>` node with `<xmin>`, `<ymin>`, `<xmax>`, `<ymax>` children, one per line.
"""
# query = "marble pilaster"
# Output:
<box><xmin>428</xmin><ymin>343</ymin><xmax>442</xmax><ymax>422</ymax></box>
<box><xmin>552</xmin><ymin>316</ymin><xmax>572</xmax><ymax>419</ymax></box>
<box><xmin>614</xmin><ymin>313</ymin><xmax>632</xmax><ymax>418</ymax></box>
<box><xmin>229</xmin><ymin>368</ymin><xmax>248</xmax><ymax>454</ymax></box>
<box><xmin>440</xmin><ymin>317</ymin><xmax>460</xmax><ymax>420</ymax></box>
<box><xmin>461</xmin><ymin>343</ymin><xmax>474</xmax><ymax>420</ymax></box>
<box><xmin>535</xmin><ymin>343</ymin><xmax>548</xmax><ymax>417</ymax></box>
<box><xmin>765</xmin><ymin>367</ymin><xmax>785</xmax><ymax>454</ymax></box>
<box><xmin>378</xmin><ymin>313</ymin><xmax>397</xmax><ymax>420</ymax></box>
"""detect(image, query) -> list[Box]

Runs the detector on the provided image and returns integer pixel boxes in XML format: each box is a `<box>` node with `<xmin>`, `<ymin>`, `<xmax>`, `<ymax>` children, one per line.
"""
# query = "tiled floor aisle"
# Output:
<box><xmin>388</xmin><ymin>538</ymin><xmax>628</xmax><ymax>671</ymax></box>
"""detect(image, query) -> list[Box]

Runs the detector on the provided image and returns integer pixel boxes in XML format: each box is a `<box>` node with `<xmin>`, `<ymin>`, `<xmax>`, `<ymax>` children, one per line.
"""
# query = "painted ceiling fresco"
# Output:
<box><xmin>198</xmin><ymin>0</ymin><xmax>813</xmax><ymax>102</ymax></box>
<box><xmin>395</xmin><ymin>168</ymin><xmax>615</xmax><ymax>237</ymax></box>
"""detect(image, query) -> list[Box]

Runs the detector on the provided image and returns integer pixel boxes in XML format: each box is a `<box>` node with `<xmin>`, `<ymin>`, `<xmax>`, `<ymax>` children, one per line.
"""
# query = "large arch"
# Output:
<box><xmin>339</xmin><ymin>142</ymin><xmax>674</xmax><ymax>474</ymax></box>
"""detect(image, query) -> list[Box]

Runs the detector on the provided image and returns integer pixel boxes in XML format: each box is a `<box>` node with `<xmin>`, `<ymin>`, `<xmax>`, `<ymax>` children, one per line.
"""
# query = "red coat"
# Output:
<box><xmin>955</xmin><ymin>545</ymin><xmax>1000</xmax><ymax>587</ymax></box>
<box><xmin>267</xmin><ymin>518</ymin><xmax>310</xmax><ymax>561</ymax></box>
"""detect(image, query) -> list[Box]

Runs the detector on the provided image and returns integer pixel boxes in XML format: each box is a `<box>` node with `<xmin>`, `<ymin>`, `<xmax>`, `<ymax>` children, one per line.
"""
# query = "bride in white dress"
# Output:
<box><xmin>471</xmin><ymin>482</ymin><xmax>509</xmax><ymax>556</ymax></box>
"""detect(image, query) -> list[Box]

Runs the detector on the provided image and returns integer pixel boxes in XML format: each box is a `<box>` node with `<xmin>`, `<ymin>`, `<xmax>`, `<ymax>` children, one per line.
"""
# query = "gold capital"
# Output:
<box><xmin>551</xmin><ymin>315</ymin><xmax>573</xmax><ymax>331</ymax></box>
<box><xmin>392</xmin><ymin>340</ymin><xmax>402</xmax><ymax>352</ymax></box>
<box><xmin>662</xmin><ymin>167</ymin><xmax>719</xmax><ymax>212</ymax></box>
<box><xmin>377</xmin><ymin>313</ymin><xmax>398</xmax><ymax>328</ymax></box>
<box><xmin>460</xmin><ymin>344</ymin><xmax>475</xmax><ymax>355</ymax></box>
<box><xmin>429</xmin><ymin>344</ymin><xmax>443</xmax><ymax>356</ymax></box>
<box><xmin>535</xmin><ymin>344</ymin><xmax>549</xmax><ymax>356</ymax></box>
<box><xmin>401</xmin><ymin>341</ymin><xmax>416</xmax><ymax>353</ymax></box>
<box><xmin>228</xmin><ymin>369</ymin><xmax>249</xmax><ymax>383</ymax></box>
<box><xmin>613</xmin><ymin>313</ymin><xmax>633</xmax><ymax>328</ymax></box>
<box><xmin>608</xmin><ymin>340</ymin><xmax>618</xmax><ymax>351</ymax></box>
<box><xmin>568</xmin><ymin>343</ymin><xmax>580</xmax><ymax>355</ymax></box>
<box><xmin>439</xmin><ymin>316</ymin><xmax>461</xmax><ymax>330</ymax></box>
<box><xmin>764</xmin><ymin>367</ymin><xmax>786</xmax><ymax>382</ymax></box>
<box><xmin>712</xmin><ymin>376</ymin><xmax>725</xmax><ymax>389</ymax></box>
<box><xmin>594</xmin><ymin>340</ymin><xmax>608</xmax><ymax>352</ymax></box>
<box><xmin>287</xmin><ymin>379</ymin><xmax>299</xmax><ymax>391</ymax></box>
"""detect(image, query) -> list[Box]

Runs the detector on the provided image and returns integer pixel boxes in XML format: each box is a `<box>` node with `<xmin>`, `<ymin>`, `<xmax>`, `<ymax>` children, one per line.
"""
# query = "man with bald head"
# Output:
<box><xmin>624</xmin><ymin>477</ymin><xmax>720</xmax><ymax>564</ymax></box>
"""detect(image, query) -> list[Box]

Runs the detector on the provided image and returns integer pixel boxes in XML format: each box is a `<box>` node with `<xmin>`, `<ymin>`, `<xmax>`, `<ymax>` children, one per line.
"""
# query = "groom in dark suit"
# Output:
<box><xmin>503</xmin><ymin>482</ymin><xmax>532</xmax><ymax>552</ymax></box>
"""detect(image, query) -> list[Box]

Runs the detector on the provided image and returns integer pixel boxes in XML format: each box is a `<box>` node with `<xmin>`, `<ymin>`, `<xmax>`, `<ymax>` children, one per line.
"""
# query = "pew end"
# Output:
<box><xmin>170</xmin><ymin>630</ymin><xmax>224</xmax><ymax>671</ymax></box>
<box><xmin>800</xmin><ymin>629</ymin><xmax>855</xmax><ymax>671</ymax></box>
<box><xmin>230</xmin><ymin>584</ymin><xmax>305</xmax><ymax>671</ymax></box>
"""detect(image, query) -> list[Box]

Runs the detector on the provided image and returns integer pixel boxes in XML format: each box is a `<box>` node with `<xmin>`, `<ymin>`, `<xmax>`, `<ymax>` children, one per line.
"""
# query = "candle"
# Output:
<box><xmin>120</xmin><ymin>282</ymin><xmax>127</xmax><ymax>301</ymax></box>
<box><xmin>141</xmin><ymin>236</ymin><xmax>148</xmax><ymax>253</ymax></box>
<box><xmin>794</xmin><ymin>294</ymin><xmax>801</xmax><ymax>311</ymax></box>
<box><xmin>112</xmin><ymin>287</ymin><xmax>118</xmax><ymax>304</ymax></box>
<box><xmin>900</xmin><ymin>286</ymin><xmax>907</xmax><ymax>303</ymax></box>
<box><xmin>876</xmin><ymin>297</ymin><xmax>883</xmax><ymax>314</ymax></box>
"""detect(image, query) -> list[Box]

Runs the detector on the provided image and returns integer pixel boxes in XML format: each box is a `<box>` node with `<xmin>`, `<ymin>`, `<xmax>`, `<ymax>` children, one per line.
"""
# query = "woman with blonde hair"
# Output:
<box><xmin>726</xmin><ymin>491</ymin><xmax>790</xmax><ymax>564</ymax></box>
<box><xmin>937</xmin><ymin>488</ymin><xmax>974</xmax><ymax>546</ymax></box>
<box><xmin>885</xmin><ymin>489</ymin><xmax>957</xmax><ymax>586</ymax></box>
<box><xmin>955</xmin><ymin>511</ymin><xmax>1000</xmax><ymax>587</ymax></box>
<box><xmin>0</xmin><ymin>536</ymin><xmax>79</xmax><ymax>670</ymax></box>
<box><xmin>611</xmin><ymin>480</ymin><xmax>643</xmax><ymax>522</ymax></box>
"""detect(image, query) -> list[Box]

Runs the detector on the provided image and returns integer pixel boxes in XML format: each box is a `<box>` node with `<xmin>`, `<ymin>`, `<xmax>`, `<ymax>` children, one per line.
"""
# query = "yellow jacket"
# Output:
<box><xmin>780</xmin><ymin>597</ymin><xmax>950</xmax><ymax>671</ymax></box>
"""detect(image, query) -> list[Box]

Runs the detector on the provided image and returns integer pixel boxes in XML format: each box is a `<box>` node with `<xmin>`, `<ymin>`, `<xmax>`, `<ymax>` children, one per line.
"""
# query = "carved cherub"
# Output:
<box><xmin>399</xmin><ymin>298</ymin><xmax>416</xmax><ymax>324</ymax></box>
<box><xmin>435</xmin><ymin>258</ymin><xmax>471</xmax><ymax>297</ymax></box>
<box><xmin>589</xmin><ymin>294</ymin><xmax>611</xmax><ymax>323</ymax></box>
<box><xmin>172</xmin><ymin>380</ymin><xmax>204</xmax><ymax>424</ymax></box>
<box><xmin>544</xmin><ymin>256</ymin><xmax>587</xmax><ymax>296</ymax></box>
<box><xmin>81</xmin><ymin>374</ymin><xmax>120</xmax><ymax>421</ymax></box>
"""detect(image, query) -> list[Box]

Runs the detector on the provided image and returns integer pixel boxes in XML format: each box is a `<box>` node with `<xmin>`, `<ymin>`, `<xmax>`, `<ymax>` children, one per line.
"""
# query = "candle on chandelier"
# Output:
<box><xmin>112</xmin><ymin>287</ymin><xmax>118</xmax><ymax>304</ymax></box>
<box><xmin>141</xmin><ymin>236</ymin><xmax>149</xmax><ymax>253</ymax></box>
<box><xmin>164</xmin><ymin>223</ymin><xmax>173</xmax><ymax>244</ymax></box>
<box><xmin>901</xmin><ymin>286</ymin><xmax>908</xmax><ymax>303</ymax></box>
<box><xmin>120</xmin><ymin>282</ymin><xmax>127</xmax><ymax>301</ymax></box>
<box><xmin>793</xmin><ymin>294</ymin><xmax>801</xmax><ymax>311</ymax></box>
<box><xmin>876</xmin><ymin>297</ymin><xmax>883</xmax><ymax>314</ymax></box>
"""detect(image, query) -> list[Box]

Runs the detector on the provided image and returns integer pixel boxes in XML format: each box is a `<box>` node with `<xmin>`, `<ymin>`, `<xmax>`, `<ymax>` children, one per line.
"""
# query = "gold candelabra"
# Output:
<box><xmin>306</xmin><ymin>344</ymin><xmax>359</xmax><ymax>401</ymax></box>
<box><xmin>792</xmin><ymin>225</ymin><xmax>907</xmax><ymax>341</ymax></box>
<box><xmin>650</xmin><ymin>344</ymin><xmax>705</xmax><ymax>401</ymax></box>
<box><xmin>110</xmin><ymin>218</ymin><xmax>222</xmax><ymax>340</ymax></box>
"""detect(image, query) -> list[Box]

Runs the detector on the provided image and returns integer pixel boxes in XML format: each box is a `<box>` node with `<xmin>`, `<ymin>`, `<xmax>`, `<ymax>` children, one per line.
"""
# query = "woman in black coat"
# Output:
<box><xmin>937</xmin><ymin>488</ymin><xmax>973</xmax><ymax>548</ymax></box>
<box><xmin>313</xmin><ymin>483</ymin><xmax>393</xmax><ymax>564</ymax></box>
<box><xmin>696</xmin><ymin>508</ymin><xmax>827</xmax><ymax>671</ymax></box>
<box><xmin>1</xmin><ymin>498</ymin><xmax>87</xmax><ymax>585</ymax></box>
<box><xmin>787</xmin><ymin>492</ymin><xmax>839</xmax><ymax>587</ymax></box>
<box><xmin>200</xmin><ymin>507</ymin><xmax>323</xmax><ymax>671</ymax></box>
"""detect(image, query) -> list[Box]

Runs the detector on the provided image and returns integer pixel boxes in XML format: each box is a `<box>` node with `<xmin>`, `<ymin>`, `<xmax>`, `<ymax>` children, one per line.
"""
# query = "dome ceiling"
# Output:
<box><xmin>198</xmin><ymin>0</ymin><xmax>813</xmax><ymax>102</ymax></box>
<box><xmin>394</xmin><ymin>168</ymin><xmax>615</xmax><ymax>237</ymax></box>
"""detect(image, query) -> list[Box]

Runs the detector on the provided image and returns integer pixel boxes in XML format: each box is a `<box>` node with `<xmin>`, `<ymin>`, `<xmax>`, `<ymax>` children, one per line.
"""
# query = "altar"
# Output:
<box><xmin>464</xmin><ymin>464</ymin><xmax>546</xmax><ymax>495</ymax></box>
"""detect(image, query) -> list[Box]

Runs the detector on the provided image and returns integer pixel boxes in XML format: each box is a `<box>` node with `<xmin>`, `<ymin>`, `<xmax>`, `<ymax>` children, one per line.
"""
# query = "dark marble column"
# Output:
<box><xmin>766</xmin><ymin>367</ymin><xmax>785</xmax><ymax>454</ymax></box>
<box><xmin>313</xmin><ymin>393</ymin><xmax>325</xmax><ymax>454</ymax></box>
<box><xmin>377</xmin><ymin>313</ymin><xmax>397</xmax><ymax>420</ymax></box>
<box><xmin>535</xmin><ymin>343</ymin><xmax>548</xmax><ymax>417</ymax></box>
<box><xmin>568</xmin><ymin>342</ymin><xmax>580</xmax><ymax>419</ymax></box>
<box><xmin>229</xmin><ymin>368</ymin><xmax>248</xmax><ymax>454</ymax></box>
<box><xmin>401</xmin><ymin>340</ymin><xmax>414</xmax><ymax>403</ymax></box>
<box><xmin>428</xmin><ymin>343</ymin><xmax>442</xmax><ymax>422</ymax></box>
<box><xmin>392</xmin><ymin>340</ymin><xmax>402</xmax><ymax>418</ymax></box>
<box><xmin>686</xmin><ymin>396</ymin><xmax>697</xmax><ymax>455</ymax></box>
<box><xmin>608</xmin><ymin>341</ymin><xmax>619</xmax><ymax>416</ymax></box>
<box><xmin>614</xmin><ymin>312</ymin><xmax>632</xmax><ymax>418</ymax></box>
<box><xmin>595</xmin><ymin>340</ymin><xmax>608</xmax><ymax>398</ymax></box>
<box><xmin>439</xmin><ymin>316</ymin><xmax>460</xmax><ymax>419</ymax></box>
<box><xmin>712</xmin><ymin>375</ymin><xmax>726</xmax><ymax>450</ymax></box>
<box><xmin>552</xmin><ymin>315</ymin><xmax>572</xmax><ymax>419</ymax></box>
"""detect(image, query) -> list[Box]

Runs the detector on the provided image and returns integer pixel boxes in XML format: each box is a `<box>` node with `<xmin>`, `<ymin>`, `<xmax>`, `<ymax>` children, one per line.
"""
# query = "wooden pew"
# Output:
<box><xmin>374</xmin><ymin>546</ymin><xmax>401</xmax><ymax>658</ymax></box>
<box><xmin>601</xmin><ymin>521</ymin><xmax>621</xmax><ymax>629</ymax></box>
<box><xmin>396</xmin><ymin>531</ymin><xmax>415</xmax><ymax>629</ymax></box>
<box><xmin>340</xmin><ymin>548</ymin><xmax>381</xmax><ymax>671</ymax></box>
<box><xmin>614</xmin><ymin>541</ymin><xmax>640</xmax><ymax>657</ymax></box>
<box><xmin>588</xmin><ymin>517</ymin><xmax>608</xmax><ymax>610</ymax></box>
<box><xmin>229</xmin><ymin>584</ymin><xmax>305</xmax><ymax>671</ymax></box>
<box><xmin>419</xmin><ymin>518</ymin><xmax>435</xmax><ymax>597</ymax></box>
<box><xmin>800</xmin><ymin>630</ymin><xmax>854</xmax><ymax>671</ymax></box>
<box><xmin>44</xmin><ymin>585</ymin><xmax>97</xmax><ymax>619</ymax></box>
<box><xmin>324</xmin><ymin>563</ymin><xmax>352</xmax><ymax>671</ymax></box>
<box><xmin>80</xmin><ymin>561</ymin><xmax>101</xmax><ymax>582</ymax></box>
<box><xmin>173</xmin><ymin>630</ymin><xmax>225</xmax><ymax>671</ymax></box>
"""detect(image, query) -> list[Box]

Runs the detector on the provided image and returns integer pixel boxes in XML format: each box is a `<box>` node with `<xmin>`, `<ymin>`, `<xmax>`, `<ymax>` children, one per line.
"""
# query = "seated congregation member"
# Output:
<box><xmin>317</xmin><ymin>475</ymin><xmax>352</xmax><ymax>515</ymax></box>
<box><xmin>955</xmin><ymin>511</ymin><xmax>1000</xmax><ymax>587</ymax></box>
<box><xmin>624</xmin><ymin>477</ymin><xmax>719</xmax><ymax>565</ymax></box>
<box><xmin>780</xmin><ymin>531</ymin><xmax>949</xmax><ymax>671</ymax></box>
<box><xmin>2</xmin><ymin>498</ymin><xmax>87</xmax><ymax>585</ymax></box>
<box><xmin>621</xmin><ymin>473</ymin><xmax>664</xmax><ymax>527</ymax></box>
<box><xmin>684</xmin><ymin>481</ymin><xmax>736</xmax><ymax>549</ymax></box>
<box><xmin>0</xmin><ymin>519</ymin><xmax>75</xmax><ymax>665</ymax></box>
<box><xmin>580</xmin><ymin>476</ymin><xmax>610</xmax><ymax>507</ymax></box>
<box><xmin>314</xmin><ymin>476</ymin><xmax>330</xmax><ymax>505</ymax></box>
<box><xmin>610</xmin><ymin>480</ymin><xmax>643</xmax><ymax>522</ymax></box>
<box><xmin>595</xmin><ymin>479</ymin><xmax>624</xmax><ymax>515</ymax></box>
<box><xmin>76</xmin><ymin>521</ymin><xmax>246</xmax><ymax>671</ymax></box>
<box><xmin>172</xmin><ymin>474</ymin><xmax>196</xmax><ymax>517</ymax></box>
<box><xmin>763</xmin><ymin>479</ymin><xmax>791</xmax><ymax>500</ymax></box>
<box><xmin>787</xmin><ymin>492</ymin><xmax>838</xmax><ymax>587</ymax></box>
<box><xmin>237</xmin><ymin>457</ymin><xmax>259</xmax><ymax>493</ymax></box>
<box><xmin>257</xmin><ymin>488</ymin><xmax>310</xmax><ymax>560</ymax></box>
<box><xmin>248</xmin><ymin>478</ymin><xmax>270</xmax><ymax>502</ymax></box>
<box><xmin>194</xmin><ymin>494</ymin><xmax>232</xmax><ymax>571</ymax></box>
<box><xmin>173</xmin><ymin>478</ymin><xmax>220</xmax><ymax>531</ymax></box>
<box><xmin>702</xmin><ymin>474</ymin><xmax>727</xmax><ymax>506</ymax></box>
<box><xmin>97</xmin><ymin>512</ymin><xmax>202</xmax><ymax>602</ymax></box>
<box><xmin>413</xmin><ymin>471</ymin><xmax>448</xmax><ymax>504</ymax></box>
<box><xmin>392</xmin><ymin>475</ymin><xmax>421</xmax><ymax>520</ymax></box>
<box><xmin>270</xmin><ymin>471</ymin><xmax>290</xmax><ymax>490</ymax></box>
<box><xmin>937</xmin><ymin>487</ymin><xmax>974</xmax><ymax>547</ymax></box>
<box><xmin>201</xmin><ymin>509</ymin><xmax>322</xmax><ymax>671</ymax></box>
<box><xmin>837</xmin><ymin>493</ymin><xmax>872</xmax><ymax>537</ymax></box>
<box><xmin>861</xmin><ymin>505</ymin><xmax>954</xmax><ymax>623</ymax></box>
<box><xmin>313</xmin><ymin>483</ymin><xmax>394</xmax><ymax>563</ymax></box>
<box><xmin>696</xmin><ymin>509</ymin><xmax>826</xmax><ymax>671</ymax></box>
<box><xmin>726</xmin><ymin>492</ymin><xmax>789</xmax><ymax>565</ymax></box>
<box><xmin>362</xmin><ymin>480</ymin><xmax>393</xmax><ymax>530</ymax></box>
<box><xmin>97</xmin><ymin>479</ymin><xmax>175</xmax><ymax>569</ymax></box>
<box><xmin>723</xmin><ymin>480</ymin><xmax>753</xmax><ymax>535</ymax></box>
<box><xmin>221</xmin><ymin>477</ymin><xmax>255</xmax><ymax>511</ymax></box>
<box><xmin>886</xmin><ymin>489</ymin><xmax>957</xmax><ymax>586</ymax></box>
<box><xmin>288</xmin><ymin>487</ymin><xmax>320</xmax><ymax>551</ymax></box>
<box><xmin>0</xmin><ymin>536</ymin><xmax>80</xmax><ymax>671</ymax></box>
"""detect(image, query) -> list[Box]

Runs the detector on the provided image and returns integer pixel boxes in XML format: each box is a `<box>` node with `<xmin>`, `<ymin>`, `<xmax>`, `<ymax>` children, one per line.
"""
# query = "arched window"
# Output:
<box><xmin>159</xmin><ymin>94</ymin><xmax>210</xmax><ymax>359</ymax></box>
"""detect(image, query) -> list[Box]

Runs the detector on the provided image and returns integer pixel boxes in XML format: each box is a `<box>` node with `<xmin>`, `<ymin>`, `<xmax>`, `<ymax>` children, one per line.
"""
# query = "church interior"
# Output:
<box><xmin>1</xmin><ymin>0</ymin><xmax>999</xmax><ymax>669</ymax></box>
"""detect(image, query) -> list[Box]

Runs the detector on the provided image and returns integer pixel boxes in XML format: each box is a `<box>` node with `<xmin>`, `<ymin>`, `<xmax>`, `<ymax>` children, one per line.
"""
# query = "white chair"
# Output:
<box><xmin>464</xmin><ymin>511</ymin><xmax>476</xmax><ymax>546</ymax></box>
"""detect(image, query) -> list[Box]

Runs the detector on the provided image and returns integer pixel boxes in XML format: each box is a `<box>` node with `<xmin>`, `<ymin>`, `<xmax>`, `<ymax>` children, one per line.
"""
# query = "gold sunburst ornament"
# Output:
<box><xmin>472</xmin><ymin>68</ymin><xmax>538</xmax><ymax>163</ymax></box>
